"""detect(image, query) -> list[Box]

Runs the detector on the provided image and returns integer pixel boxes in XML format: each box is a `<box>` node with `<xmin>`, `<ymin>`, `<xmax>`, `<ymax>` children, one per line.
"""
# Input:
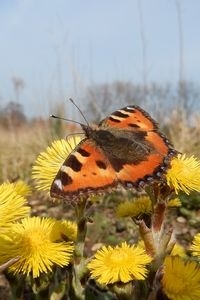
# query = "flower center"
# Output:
<box><xmin>23</xmin><ymin>229</ymin><xmax>47</xmax><ymax>249</ymax></box>
<box><xmin>110</xmin><ymin>250</ymin><xmax>128</xmax><ymax>264</ymax></box>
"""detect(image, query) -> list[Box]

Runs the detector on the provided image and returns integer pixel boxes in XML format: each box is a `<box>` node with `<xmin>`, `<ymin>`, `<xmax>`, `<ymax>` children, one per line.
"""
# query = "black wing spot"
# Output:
<box><xmin>96</xmin><ymin>160</ymin><xmax>107</xmax><ymax>170</ymax></box>
<box><xmin>65</xmin><ymin>155</ymin><xmax>82</xmax><ymax>172</ymax></box>
<box><xmin>77</xmin><ymin>148</ymin><xmax>90</xmax><ymax>157</ymax></box>
<box><xmin>109</xmin><ymin>116</ymin><xmax>121</xmax><ymax>123</ymax></box>
<box><xmin>128</xmin><ymin>123</ymin><xmax>140</xmax><ymax>128</ymax></box>
<box><xmin>92</xmin><ymin>172</ymin><xmax>97</xmax><ymax>176</ymax></box>
<box><xmin>60</xmin><ymin>171</ymin><xmax>73</xmax><ymax>185</ymax></box>
<box><xmin>112</xmin><ymin>111</ymin><xmax>129</xmax><ymax>118</ymax></box>
<box><xmin>123</xmin><ymin>107</ymin><xmax>136</xmax><ymax>112</ymax></box>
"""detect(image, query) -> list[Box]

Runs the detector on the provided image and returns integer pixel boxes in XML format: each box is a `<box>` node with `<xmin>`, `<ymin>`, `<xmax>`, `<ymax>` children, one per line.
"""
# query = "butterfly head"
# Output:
<box><xmin>80</xmin><ymin>123</ymin><xmax>93</xmax><ymax>137</ymax></box>
<box><xmin>80</xmin><ymin>123</ymin><xmax>99</xmax><ymax>139</ymax></box>
<box><xmin>81</xmin><ymin>123</ymin><xmax>115</xmax><ymax>147</ymax></box>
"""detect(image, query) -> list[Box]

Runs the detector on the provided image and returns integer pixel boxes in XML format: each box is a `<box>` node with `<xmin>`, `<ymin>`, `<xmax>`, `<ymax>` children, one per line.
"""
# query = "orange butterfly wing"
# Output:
<box><xmin>99</xmin><ymin>106</ymin><xmax>158</xmax><ymax>131</ymax></box>
<box><xmin>98</xmin><ymin>105</ymin><xmax>176</xmax><ymax>186</ymax></box>
<box><xmin>51</xmin><ymin>105</ymin><xmax>176</xmax><ymax>201</ymax></box>
<box><xmin>50</xmin><ymin>139</ymin><xmax>117</xmax><ymax>201</ymax></box>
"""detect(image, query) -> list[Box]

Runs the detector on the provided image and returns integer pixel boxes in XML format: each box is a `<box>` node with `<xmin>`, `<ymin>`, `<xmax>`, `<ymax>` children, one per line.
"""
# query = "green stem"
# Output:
<box><xmin>74</xmin><ymin>197</ymin><xmax>88</xmax><ymax>259</ymax></box>
<box><xmin>69</xmin><ymin>197</ymin><xmax>89</xmax><ymax>299</ymax></box>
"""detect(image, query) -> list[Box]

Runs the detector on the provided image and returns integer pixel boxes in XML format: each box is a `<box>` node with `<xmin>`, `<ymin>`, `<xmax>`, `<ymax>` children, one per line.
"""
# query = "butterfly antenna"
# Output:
<box><xmin>69</xmin><ymin>98</ymin><xmax>89</xmax><ymax>126</ymax></box>
<box><xmin>50</xmin><ymin>114</ymin><xmax>84</xmax><ymax>127</ymax></box>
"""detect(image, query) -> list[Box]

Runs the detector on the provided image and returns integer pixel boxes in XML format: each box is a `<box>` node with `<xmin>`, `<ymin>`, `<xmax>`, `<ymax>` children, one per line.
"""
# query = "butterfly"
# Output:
<box><xmin>50</xmin><ymin>105</ymin><xmax>177</xmax><ymax>201</ymax></box>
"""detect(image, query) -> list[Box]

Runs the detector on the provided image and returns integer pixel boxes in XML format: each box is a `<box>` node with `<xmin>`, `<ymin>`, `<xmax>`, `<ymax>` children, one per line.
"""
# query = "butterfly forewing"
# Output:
<box><xmin>99</xmin><ymin>106</ymin><xmax>158</xmax><ymax>131</ymax></box>
<box><xmin>50</xmin><ymin>139</ymin><xmax>117</xmax><ymax>200</ymax></box>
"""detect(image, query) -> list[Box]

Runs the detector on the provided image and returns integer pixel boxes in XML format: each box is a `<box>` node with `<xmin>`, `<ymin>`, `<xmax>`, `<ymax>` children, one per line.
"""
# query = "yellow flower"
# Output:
<box><xmin>32</xmin><ymin>136</ymin><xmax>82</xmax><ymax>191</ymax></box>
<box><xmin>0</xmin><ymin>217</ymin><xmax>74</xmax><ymax>278</ymax></box>
<box><xmin>116</xmin><ymin>196</ymin><xmax>152</xmax><ymax>218</ymax></box>
<box><xmin>170</xmin><ymin>243</ymin><xmax>186</xmax><ymax>257</ymax></box>
<box><xmin>52</xmin><ymin>219</ymin><xmax>77</xmax><ymax>241</ymax></box>
<box><xmin>167</xmin><ymin>197</ymin><xmax>181</xmax><ymax>207</ymax></box>
<box><xmin>190</xmin><ymin>233</ymin><xmax>200</xmax><ymax>258</ymax></box>
<box><xmin>87</xmin><ymin>242</ymin><xmax>152</xmax><ymax>284</ymax></box>
<box><xmin>162</xmin><ymin>256</ymin><xmax>200</xmax><ymax>300</ymax></box>
<box><xmin>1</xmin><ymin>181</ymin><xmax>31</xmax><ymax>198</ymax></box>
<box><xmin>13</xmin><ymin>180</ymin><xmax>32</xmax><ymax>197</ymax></box>
<box><xmin>166</xmin><ymin>154</ymin><xmax>200</xmax><ymax>194</ymax></box>
<box><xmin>0</xmin><ymin>183</ymin><xmax>30</xmax><ymax>228</ymax></box>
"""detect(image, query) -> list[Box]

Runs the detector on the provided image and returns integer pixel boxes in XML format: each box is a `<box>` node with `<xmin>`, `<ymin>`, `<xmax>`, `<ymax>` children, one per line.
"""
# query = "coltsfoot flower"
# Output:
<box><xmin>32</xmin><ymin>136</ymin><xmax>82</xmax><ymax>191</ymax></box>
<box><xmin>166</xmin><ymin>154</ymin><xmax>200</xmax><ymax>194</ymax></box>
<box><xmin>52</xmin><ymin>219</ymin><xmax>77</xmax><ymax>241</ymax></box>
<box><xmin>190</xmin><ymin>233</ymin><xmax>200</xmax><ymax>258</ymax></box>
<box><xmin>13</xmin><ymin>180</ymin><xmax>32</xmax><ymax>197</ymax></box>
<box><xmin>116</xmin><ymin>196</ymin><xmax>152</xmax><ymax>218</ymax></box>
<box><xmin>87</xmin><ymin>242</ymin><xmax>152</xmax><ymax>284</ymax></box>
<box><xmin>162</xmin><ymin>256</ymin><xmax>200</xmax><ymax>300</ymax></box>
<box><xmin>0</xmin><ymin>182</ymin><xmax>30</xmax><ymax>228</ymax></box>
<box><xmin>0</xmin><ymin>217</ymin><xmax>74</xmax><ymax>278</ymax></box>
<box><xmin>167</xmin><ymin>197</ymin><xmax>181</xmax><ymax>207</ymax></box>
<box><xmin>170</xmin><ymin>243</ymin><xmax>186</xmax><ymax>257</ymax></box>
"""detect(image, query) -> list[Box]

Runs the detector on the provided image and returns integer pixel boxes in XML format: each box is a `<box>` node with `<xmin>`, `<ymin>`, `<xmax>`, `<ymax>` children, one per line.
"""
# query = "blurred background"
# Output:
<box><xmin>0</xmin><ymin>0</ymin><xmax>199</xmax><ymax>181</ymax></box>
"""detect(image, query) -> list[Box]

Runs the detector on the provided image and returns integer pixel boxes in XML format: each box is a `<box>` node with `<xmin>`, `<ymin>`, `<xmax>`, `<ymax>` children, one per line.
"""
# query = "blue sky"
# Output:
<box><xmin>0</xmin><ymin>0</ymin><xmax>200</xmax><ymax>117</ymax></box>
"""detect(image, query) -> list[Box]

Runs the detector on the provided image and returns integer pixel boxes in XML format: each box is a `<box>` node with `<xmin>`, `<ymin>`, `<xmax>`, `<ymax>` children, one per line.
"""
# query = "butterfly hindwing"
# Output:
<box><xmin>114</xmin><ymin>150</ymin><xmax>171</xmax><ymax>186</ymax></box>
<box><xmin>99</xmin><ymin>105</ymin><xmax>174</xmax><ymax>167</ymax></box>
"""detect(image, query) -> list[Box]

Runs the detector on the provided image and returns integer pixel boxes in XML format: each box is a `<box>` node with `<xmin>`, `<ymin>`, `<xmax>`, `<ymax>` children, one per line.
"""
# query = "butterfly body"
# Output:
<box><xmin>82</xmin><ymin>125</ymin><xmax>154</xmax><ymax>164</ymax></box>
<box><xmin>50</xmin><ymin>105</ymin><xmax>177</xmax><ymax>201</ymax></box>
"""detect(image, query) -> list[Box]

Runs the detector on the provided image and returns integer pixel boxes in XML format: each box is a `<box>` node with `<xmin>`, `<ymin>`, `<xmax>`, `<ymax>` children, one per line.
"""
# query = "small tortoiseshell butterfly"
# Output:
<box><xmin>50</xmin><ymin>105</ymin><xmax>177</xmax><ymax>201</ymax></box>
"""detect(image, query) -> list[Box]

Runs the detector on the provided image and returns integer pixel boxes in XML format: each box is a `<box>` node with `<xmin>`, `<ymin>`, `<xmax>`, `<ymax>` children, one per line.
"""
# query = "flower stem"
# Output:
<box><xmin>74</xmin><ymin>197</ymin><xmax>88</xmax><ymax>260</ymax></box>
<box><xmin>69</xmin><ymin>197</ymin><xmax>89</xmax><ymax>299</ymax></box>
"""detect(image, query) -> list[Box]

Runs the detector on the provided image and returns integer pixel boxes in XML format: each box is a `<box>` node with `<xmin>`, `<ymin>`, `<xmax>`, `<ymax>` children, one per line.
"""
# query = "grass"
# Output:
<box><xmin>0</xmin><ymin>112</ymin><xmax>199</xmax><ymax>241</ymax></box>
<box><xmin>0</xmin><ymin>112</ymin><xmax>199</xmax><ymax>220</ymax></box>
<box><xmin>0</xmin><ymin>110</ymin><xmax>200</xmax><ymax>299</ymax></box>
<box><xmin>0</xmin><ymin>118</ymin><xmax>79</xmax><ymax>182</ymax></box>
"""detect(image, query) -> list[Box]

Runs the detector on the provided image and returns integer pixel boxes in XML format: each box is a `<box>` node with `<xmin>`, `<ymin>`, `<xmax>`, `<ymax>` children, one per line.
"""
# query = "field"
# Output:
<box><xmin>0</xmin><ymin>100</ymin><xmax>200</xmax><ymax>299</ymax></box>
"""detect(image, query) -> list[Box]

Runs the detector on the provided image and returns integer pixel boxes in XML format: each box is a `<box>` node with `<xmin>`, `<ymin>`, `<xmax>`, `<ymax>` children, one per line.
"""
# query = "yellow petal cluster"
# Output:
<box><xmin>167</xmin><ymin>197</ymin><xmax>181</xmax><ymax>207</ymax></box>
<box><xmin>12</xmin><ymin>180</ymin><xmax>32</xmax><ymax>197</ymax></box>
<box><xmin>51</xmin><ymin>219</ymin><xmax>77</xmax><ymax>241</ymax></box>
<box><xmin>0</xmin><ymin>217</ymin><xmax>74</xmax><ymax>278</ymax></box>
<box><xmin>0</xmin><ymin>182</ymin><xmax>30</xmax><ymax>228</ymax></box>
<box><xmin>170</xmin><ymin>243</ymin><xmax>186</xmax><ymax>257</ymax></box>
<box><xmin>166</xmin><ymin>154</ymin><xmax>200</xmax><ymax>194</ymax></box>
<box><xmin>190</xmin><ymin>233</ymin><xmax>200</xmax><ymax>258</ymax></box>
<box><xmin>116</xmin><ymin>196</ymin><xmax>152</xmax><ymax>218</ymax></box>
<box><xmin>162</xmin><ymin>256</ymin><xmax>200</xmax><ymax>300</ymax></box>
<box><xmin>88</xmin><ymin>242</ymin><xmax>152</xmax><ymax>284</ymax></box>
<box><xmin>32</xmin><ymin>136</ymin><xmax>82</xmax><ymax>191</ymax></box>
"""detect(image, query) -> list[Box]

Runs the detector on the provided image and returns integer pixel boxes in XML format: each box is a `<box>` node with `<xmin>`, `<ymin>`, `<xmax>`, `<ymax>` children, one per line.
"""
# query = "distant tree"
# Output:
<box><xmin>0</xmin><ymin>101</ymin><xmax>27</xmax><ymax>128</ymax></box>
<box><xmin>11</xmin><ymin>76</ymin><xmax>25</xmax><ymax>103</ymax></box>
<box><xmin>83</xmin><ymin>80</ymin><xmax>200</xmax><ymax>125</ymax></box>
<box><xmin>85</xmin><ymin>81</ymin><xmax>147</xmax><ymax>123</ymax></box>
